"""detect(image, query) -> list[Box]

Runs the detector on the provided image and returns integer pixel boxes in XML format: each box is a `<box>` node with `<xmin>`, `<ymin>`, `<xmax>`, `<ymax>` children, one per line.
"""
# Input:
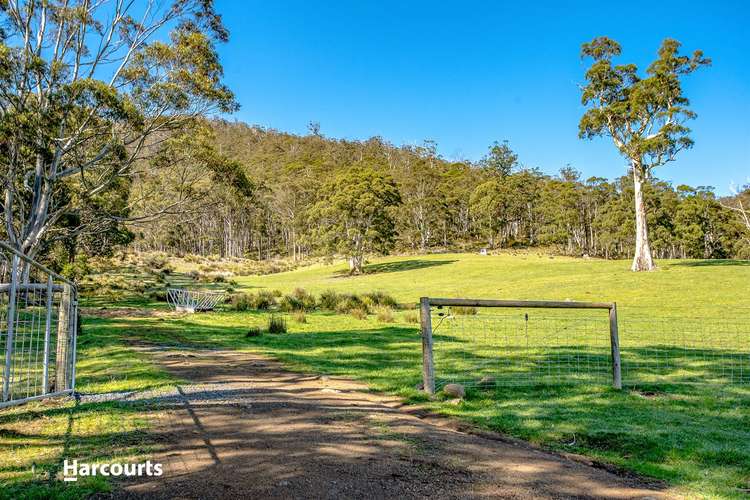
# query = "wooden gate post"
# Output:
<box><xmin>609</xmin><ymin>303</ymin><xmax>622</xmax><ymax>389</ymax></box>
<box><xmin>55</xmin><ymin>283</ymin><xmax>72</xmax><ymax>392</ymax></box>
<box><xmin>419</xmin><ymin>297</ymin><xmax>435</xmax><ymax>395</ymax></box>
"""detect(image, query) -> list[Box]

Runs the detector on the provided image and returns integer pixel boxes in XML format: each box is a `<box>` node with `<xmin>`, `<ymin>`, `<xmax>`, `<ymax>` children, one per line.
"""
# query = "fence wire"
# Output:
<box><xmin>431</xmin><ymin>306</ymin><xmax>749</xmax><ymax>389</ymax></box>
<box><xmin>0</xmin><ymin>242</ymin><xmax>78</xmax><ymax>407</ymax></box>
<box><xmin>619</xmin><ymin>316</ymin><xmax>749</xmax><ymax>385</ymax></box>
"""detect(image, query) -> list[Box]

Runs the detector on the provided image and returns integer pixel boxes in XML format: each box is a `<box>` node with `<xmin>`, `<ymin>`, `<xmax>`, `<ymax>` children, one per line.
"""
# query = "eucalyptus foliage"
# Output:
<box><xmin>0</xmin><ymin>0</ymin><xmax>236</xmax><ymax>259</ymax></box>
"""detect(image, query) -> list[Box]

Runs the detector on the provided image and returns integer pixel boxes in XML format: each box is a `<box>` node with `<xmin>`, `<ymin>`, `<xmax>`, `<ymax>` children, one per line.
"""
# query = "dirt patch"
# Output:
<box><xmin>112</xmin><ymin>349</ymin><xmax>673</xmax><ymax>499</ymax></box>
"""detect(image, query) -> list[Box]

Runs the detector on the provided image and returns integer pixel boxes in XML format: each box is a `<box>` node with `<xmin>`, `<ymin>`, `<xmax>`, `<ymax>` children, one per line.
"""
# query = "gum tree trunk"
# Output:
<box><xmin>631</xmin><ymin>164</ymin><xmax>655</xmax><ymax>271</ymax></box>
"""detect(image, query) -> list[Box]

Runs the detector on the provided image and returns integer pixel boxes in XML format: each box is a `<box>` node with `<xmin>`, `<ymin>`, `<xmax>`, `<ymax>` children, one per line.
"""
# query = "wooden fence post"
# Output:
<box><xmin>609</xmin><ymin>303</ymin><xmax>622</xmax><ymax>389</ymax></box>
<box><xmin>420</xmin><ymin>297</ymin><xmax>435</xmax><ymax>395</ymax></box>
<box><xmin>55</xmin><ymin>283</ymin><xmax>72</xmax><ymax>392</ymax></box>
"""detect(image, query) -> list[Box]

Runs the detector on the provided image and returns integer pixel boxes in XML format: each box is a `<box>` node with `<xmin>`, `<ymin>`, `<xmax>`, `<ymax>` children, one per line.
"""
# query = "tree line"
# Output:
<box><xmin>127</xmin><ymin>120</ymin><xmax>749</xmax><ymax>272</ymax></box>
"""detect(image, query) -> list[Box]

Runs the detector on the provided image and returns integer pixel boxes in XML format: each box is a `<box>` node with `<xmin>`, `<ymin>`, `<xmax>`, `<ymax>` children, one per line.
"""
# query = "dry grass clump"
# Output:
<box><xmin>404</xmin><ymin>311</ymin><xmax>420</xmax><ymax>324</ymax></box>
<box><xmin>375</xmin><ymin>305</ymin><xmax>395</xmax><ymax>323</ymax></box>
<box><xmin>349</xmin><ymin>307</ymin><xmax>368</xmax><ymax>320</ymax></box>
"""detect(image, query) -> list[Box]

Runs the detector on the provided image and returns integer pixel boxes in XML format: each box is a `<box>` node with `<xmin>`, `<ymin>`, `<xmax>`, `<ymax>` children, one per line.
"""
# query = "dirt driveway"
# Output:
<box><xmin>113</xmin><ymin>348</ymin><xmax>669</xmax><ymax>499</ymax></box>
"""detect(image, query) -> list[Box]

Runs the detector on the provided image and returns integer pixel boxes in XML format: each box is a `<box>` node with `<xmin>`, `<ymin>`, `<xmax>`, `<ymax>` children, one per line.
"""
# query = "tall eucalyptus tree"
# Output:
<box><xmin>579</xmin><ymin>37</ymin><xmax>709</xmax><ymax>271</ymax></box>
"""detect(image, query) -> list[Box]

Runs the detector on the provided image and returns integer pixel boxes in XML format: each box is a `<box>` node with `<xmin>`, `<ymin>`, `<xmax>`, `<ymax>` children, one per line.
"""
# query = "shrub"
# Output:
<box><xmin>375</xmin><ymin>305</ymin><xmax>394</xmax><ymax>323</ymax></box>
<box><xmin>245</xmin><ymin>326</ymin><xmax>262</xmax><ymax>338</ymax></box>
<box><xmin>230</xmin><ymin>293</ymin><xmax>251</xmax><ymax>311</ymax></box>
<box><xmin>318</xmin><ymin>289</ymin><xmax>342</xmax><ymax>311</ymax></box>
<box><xmin>279</xmin><ymin>295</ymin><xmax>303</xmax><ymax>312</ymax></box>
<box><xmin>147</xmin><ymin>290</ymin><xmax>167</xmax><ymax>302</ymax></box>
<box><xmin>212</xmin><ymin>274</ymin><xmax>226</xmax><ymax>283</ymax></box>
<box><xmin>336</xmin><ymin>294</ymin><xmax>369</xmax><ymax>314</ymax></box>
<box><xmin>61</xmin><ymin>258</ymin><xmax>91</xmax><ymax>281</ymax></box>
<box><xmin>143</xmin><ymin>254</ymin><xmax>169</xmax><ymax>269</ymax></box>
<box><xmin>250</xmin><ymin>290</ymin><xmax>277</xmax><ymax>310</ymax></box>
<box><xmin>280</xmin><ymin>288</ymin><xmax>316</xmax><ymax>312</ymax></box>
<box><xmin>292</xmin><ymin>310</ymin><xmax>307</xmax><ymax>323</ymax></box>
<box><xmin>292</xmin><ymin>287</ymin><xmax>317</xmax><ymax>310</ymax></box>
<box><xmin>363</xmin><ymin>291</ymin><xmax>398</xmax><ymax>309</ymax></box>
<box><xmin>267</xmin><ymin>315</ymin><xmax>287</xmax><ymax>334</ymax></box>
<box><xmin>350</xmin><ymin>307</ymin><xmax>368</xmax><ymax>320</ymax></box>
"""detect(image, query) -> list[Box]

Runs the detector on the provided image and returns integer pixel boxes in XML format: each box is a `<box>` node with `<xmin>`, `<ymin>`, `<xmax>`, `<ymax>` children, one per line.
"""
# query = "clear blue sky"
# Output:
<box><xmin>215</xmin><ymin>0</ymin><xmax>749</xmax><ymax>195</ymax></box>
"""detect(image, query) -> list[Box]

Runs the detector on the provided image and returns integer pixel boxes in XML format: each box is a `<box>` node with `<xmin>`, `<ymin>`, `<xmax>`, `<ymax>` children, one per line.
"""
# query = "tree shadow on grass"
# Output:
<box><xmin>669</xmin><ymin>259</ymin><xmax>750</xmax><ymax>267</ymax></box>
<box><xmin>333</xmin><ymin>259</ymin><xmax>457</xmax><ymax>277</ymax></box>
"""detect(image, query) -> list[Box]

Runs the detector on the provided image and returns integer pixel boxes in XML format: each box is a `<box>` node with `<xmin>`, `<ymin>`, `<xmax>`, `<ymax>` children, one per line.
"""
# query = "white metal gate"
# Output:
<box><xmin>0</xmin><ymin>241</ymin><xmax>78</xmax><ymax>408</ymax></box>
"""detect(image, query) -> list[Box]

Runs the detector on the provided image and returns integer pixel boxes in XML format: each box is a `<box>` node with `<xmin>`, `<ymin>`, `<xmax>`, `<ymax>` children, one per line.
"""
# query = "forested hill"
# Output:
<box><xmin>129</xmin><ymin>119</ymin><xmax>749</xmax><ymax>262</ymax></box>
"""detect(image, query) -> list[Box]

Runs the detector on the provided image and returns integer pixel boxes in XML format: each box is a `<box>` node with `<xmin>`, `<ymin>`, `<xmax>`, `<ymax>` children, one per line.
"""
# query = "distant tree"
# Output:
<box><xmin>721</xmin><ymin>185</ymin><xmax>750</xmax><ymax>232</ymax></box>
<box><xmin>395</xmin><ymin>144</ymin><xmax>445</xmax><ymax>251</ymax></box>
<box><xmin>482</xmin><ymin>141</ymin><xmax>518</xmax><ymax>177</ymax></box>
<box><xmin>579</xmin><ymin>37</ymin><xmax>710</xmax><ymax>271</ymax></box>
<box><xmin>307</xmin><ymin>121</ymin><xmax>322</xmax><ymax>137</ymax></box>
<box><xmin>0</xmin><ymin>0</ymin><xmax>236</xmax><ymax>261</ymax></box>
<box><xmin>721</xmin><ymin>184</ymin><xmax>750</xmax><ymax>257</ymax></box>
<box><xmin>312</xmin><ymin>167</ymin><xmax>401</xmax><ymax>273</ymax></box>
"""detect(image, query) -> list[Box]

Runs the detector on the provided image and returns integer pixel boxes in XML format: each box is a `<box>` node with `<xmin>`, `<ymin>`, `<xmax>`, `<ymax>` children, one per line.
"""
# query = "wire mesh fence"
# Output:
<box><xmin>0</xmin><ymin>241</ymin><xmax>78</xmax><ymax>407</ymax></box>
<box><xmin>424</xmin><ymin>299</ymin><xmax>749</xmax><ymax>391</ymax></box>
<box><xmin>430</xmin><ymin>306</ymin><xmax>614</xmax><ymax>389</ymax></box>
<box><xmin>619</xmin><ymin>316</ymin><xmax>749</xmax><ymax>385</ymax></box>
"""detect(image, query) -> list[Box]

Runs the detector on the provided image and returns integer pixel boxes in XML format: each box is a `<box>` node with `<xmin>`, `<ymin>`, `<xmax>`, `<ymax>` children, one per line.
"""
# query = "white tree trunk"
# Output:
<box><xmin>348</xmin><ymin>255</ymin><xmax>364</xmax><ymax>274</ymax></box>
<box><xmin>631</xmin><ymin>165</ymin><xmax>655</xmax><ymax>272</ymax></box>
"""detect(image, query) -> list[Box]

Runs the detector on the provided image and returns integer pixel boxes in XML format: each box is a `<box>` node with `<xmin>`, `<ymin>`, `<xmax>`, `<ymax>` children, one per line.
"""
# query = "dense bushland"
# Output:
<box><xmin>131</xmin><ymin>122</ymin><xmax>749</xmax><ymax>263</ymax></box>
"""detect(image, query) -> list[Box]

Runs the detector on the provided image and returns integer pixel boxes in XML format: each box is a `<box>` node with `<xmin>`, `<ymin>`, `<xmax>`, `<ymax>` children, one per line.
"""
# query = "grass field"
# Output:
<box><xmin>237</xmin><ymin>253</ymin><xmax>749</xmax><ymax>318</ymax></box>
<box><xmin>1</xmin><ymin>252</ymin><xmax>748</xmax><ymax>498</ymax></box>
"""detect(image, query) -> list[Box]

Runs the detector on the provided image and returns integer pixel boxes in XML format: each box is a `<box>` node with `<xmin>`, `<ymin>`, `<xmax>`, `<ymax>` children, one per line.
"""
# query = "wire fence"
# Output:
<box><xmin>0</xmin><ymin>241</ymin><xmax>78</xmax><ymax>408</ymax></box>
<box><xmin>427</xmin><ymin>301</ymin><xmax>749</xmax><ymax>390</ymax></box>
<box><xmin>619</xmin><ymin>316</ymin><xmax>749</xmax><ymax>386</ymax></box>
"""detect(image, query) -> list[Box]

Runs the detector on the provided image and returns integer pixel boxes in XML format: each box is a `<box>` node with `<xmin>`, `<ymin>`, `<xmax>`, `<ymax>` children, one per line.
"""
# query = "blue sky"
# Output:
<box><xmin>215</xmin><ymin>0</ymin><xmax>749</xmax><ymax>195</ymax></box>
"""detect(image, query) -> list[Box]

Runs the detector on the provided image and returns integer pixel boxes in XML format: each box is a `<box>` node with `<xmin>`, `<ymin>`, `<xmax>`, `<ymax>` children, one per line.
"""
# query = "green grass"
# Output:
<box><xmin>0</xmin><ymin>315</ymin><xmax>180</xmax><ymax>499</ymax></box>
<box><xmin>236</xmin><ymin>253</ymin><xmax>749</xmax><ymax>319</ymax></box>
<box><xmin>2</xmin><ymin>252</ymin><xmax>749</xmax><ymax>498</ymax></box>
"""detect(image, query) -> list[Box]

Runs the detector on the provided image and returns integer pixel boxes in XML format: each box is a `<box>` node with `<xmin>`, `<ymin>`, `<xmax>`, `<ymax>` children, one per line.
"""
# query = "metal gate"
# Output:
<box><xmin>0</xmin><ymin>241</ymin><xmax>78</xmax><ymax>408</ymax></box>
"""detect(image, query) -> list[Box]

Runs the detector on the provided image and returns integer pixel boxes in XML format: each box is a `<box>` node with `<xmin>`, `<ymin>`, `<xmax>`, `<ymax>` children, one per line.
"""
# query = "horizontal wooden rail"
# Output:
<box><xmin>425</xmin><ymin>298</ymin><xmax>615</xmax><ymax>310</ymax></box>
